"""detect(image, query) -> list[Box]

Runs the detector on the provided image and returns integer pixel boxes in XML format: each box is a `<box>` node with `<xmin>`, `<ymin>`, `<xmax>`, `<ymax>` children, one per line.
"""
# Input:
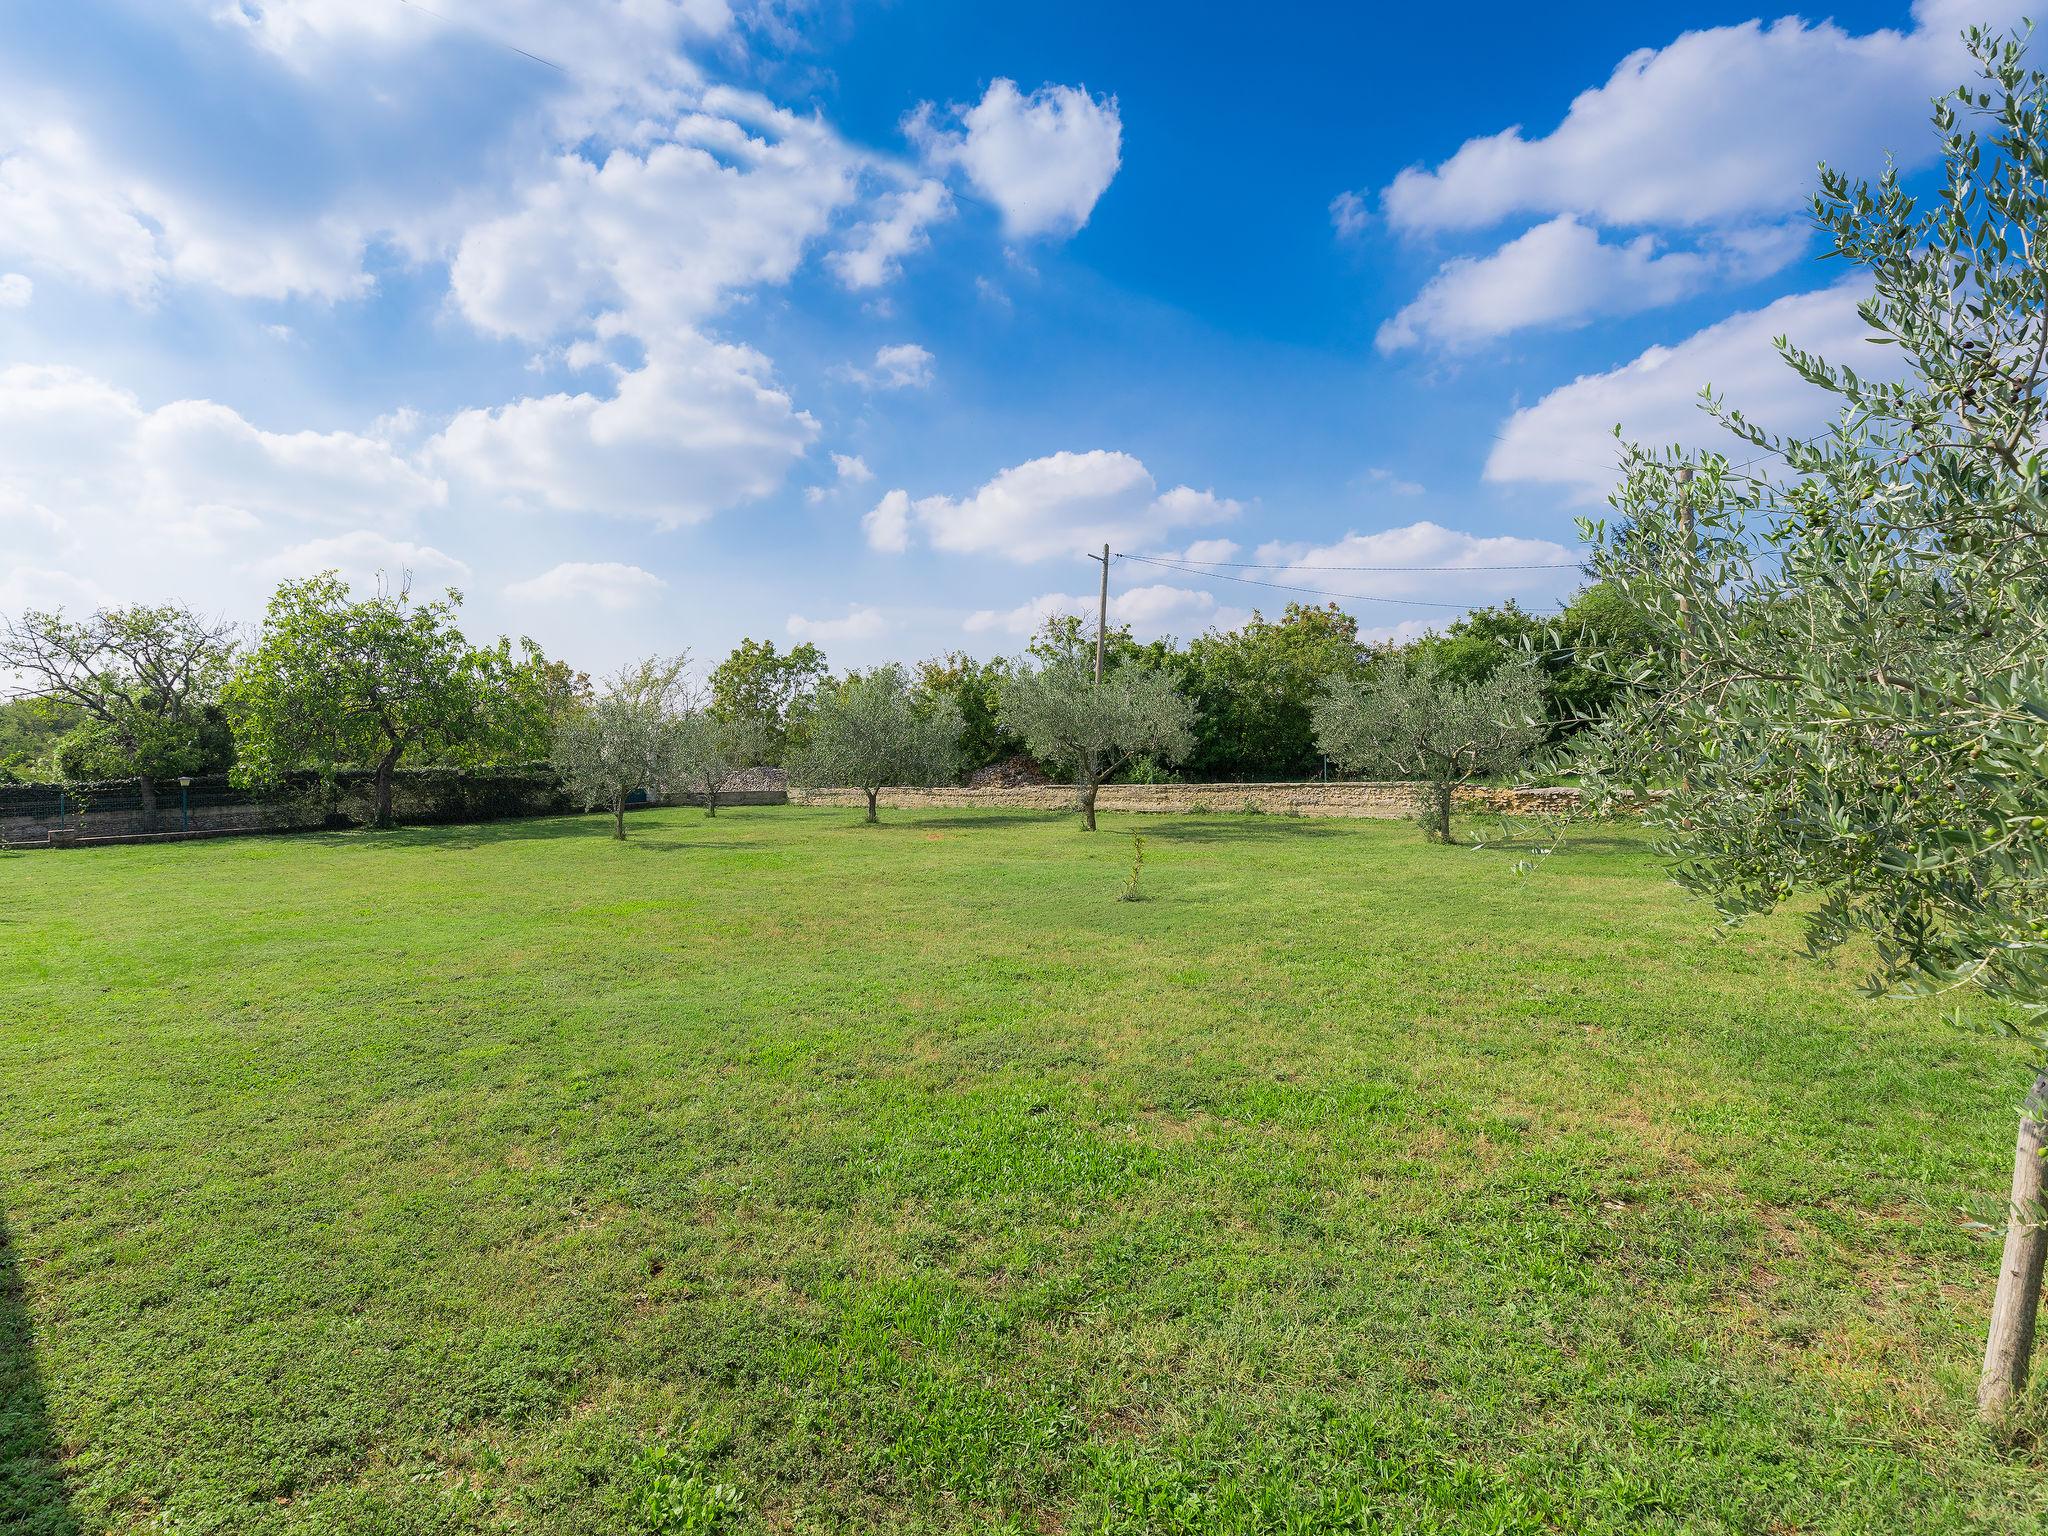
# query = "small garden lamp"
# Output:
<box><xmin>178</xmin><ymin>776</ymin><xmax>192</xmax><ymax>833</ymax></box>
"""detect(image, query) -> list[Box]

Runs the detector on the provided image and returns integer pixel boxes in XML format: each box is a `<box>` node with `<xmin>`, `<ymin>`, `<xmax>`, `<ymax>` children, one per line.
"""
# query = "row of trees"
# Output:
<box><xmin>687</xmin><ymin>583</ymin><xmax>1657</xmax><ymax>786</ymax></box>
<box><xmin>0</xmin><ymin>577</ymin><xmax>582</xmax><ymax>825</ymax></box>
<box><xmin>2</xmin><ymin>578</ymin><xmax>1647</xmax><ymax>821</ymax></box>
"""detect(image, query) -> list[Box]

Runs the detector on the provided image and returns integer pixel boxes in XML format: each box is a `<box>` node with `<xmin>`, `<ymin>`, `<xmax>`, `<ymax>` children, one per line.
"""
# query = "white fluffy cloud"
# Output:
<box><xmin>830</xmin><ymin>178</ymin><xmax>953</xmax><ymax>290</ymax></box>
<box><xmin>911</xmin><ymin>79</ymin><xmax>1121</xmax><ymax>239</ymax></box>
<box><xmin>0</xmin><ymin>273</ymin><xmax>30</xmax><ymax>308</ymax></box>
<box><xmin>430</xmin><ymin>336</ymin><xmax>817</xmax><ymax>526</ymax></box>
<box><xmin>787</xmin><ymin>604</ymin><xmax>887</xmax><ymax>641</ymax></box>
<box><xmin>862</xmin><ymin>489</ymin><xmax>912</xmax><ymax>553</ymax></box>
<box><xmin>206</xmin><ymin>0</ymin><xmax>733</xmax><ymax>131</ymax></box>
<box><xmin>504</xmin><ymin>561</ymin><xmax>668</xmax><ymax>610</ymax></box>
<box><xmin>450</xmin><ymin>90</ymin><xmax>862</xmax><ymax>345</ymax></box>
<box><xmin>966</xmin><ymin>583</ymin><xmax>1218</xmax><ymax>641</ymax></box>
<box><xmin>1485</xmin><ymin>282</ymin><xmax>1892</xmax><ymax>503</ymax></box>
<box><xmin>1329</xmin><ymin>191</ymin><xmax>1368</xmax><ymax>239</ymax></box>
<box><xmin>1383</xmin><ymin>3</ymin><xmax>2021</xmax><ymax>235</ymax></box>
<box><xmin>0</xmin><ymin>364</ymin><xmax>443</xmax><ymax>535</ymax></box>
<box><xmin>250</xmin><ymin>531</ymin><xmax>470</xmax><ymax>588</ymax></box>
<box><xmin>1376</xmin><ymin>216</ymin><xmax>1804</xmax><ymax>351</ymax></box>
<box><xmin>1243</xmin><ymin>522</ymin><xmax>1582</xmax><ymax>608</ymax></box>
<box><xmin>841</xmin><ymin>343</ymin><xmax>935</xmax><ymax>391</ymax></box>
<box><xmin>870</xmin><ymin>450</ymin><xmax>1239</xmax><ymax>563</ymax></box>
<box><xmin>1375</xmin><ymin>2</ymin><xmax>2025</xmax><ymax>349</ymax></box>
<box><xmin>0</xmin><ymin>118</ymin><xmax>373</xmax><ymax>304</ymax></box>
<box><xmin>832</xmin><ymin>452</ymin><xmax>873</xmax><ymax>484</ymax></box>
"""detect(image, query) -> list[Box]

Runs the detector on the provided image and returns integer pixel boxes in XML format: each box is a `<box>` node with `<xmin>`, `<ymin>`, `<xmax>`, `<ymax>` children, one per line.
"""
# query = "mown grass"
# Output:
<box><xmin>3</xmin><ymin>806</ymin><xmax>2046</xmax><ymax>1534</ymax></box>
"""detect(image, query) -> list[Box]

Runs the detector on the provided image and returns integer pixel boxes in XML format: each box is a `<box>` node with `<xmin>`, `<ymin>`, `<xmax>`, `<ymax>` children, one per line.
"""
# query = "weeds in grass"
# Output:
<box><xmin>1119</xmin><ymin>833</ymin><xmax>1146</xmax><ymax>901</ymax></box>
<box><xmin>627</xmin><ymin>1436</ymin><xmax>742</xmax><ymax>1534</ymax></box>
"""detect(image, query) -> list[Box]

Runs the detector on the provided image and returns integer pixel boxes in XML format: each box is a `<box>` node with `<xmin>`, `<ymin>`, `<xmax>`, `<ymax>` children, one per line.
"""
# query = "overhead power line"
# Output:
<box><xmin>1118</xmin><ymin>555</ymin><xmax>1566</xmax><ymax>613</ymax></box>
<box><xmin>1123</xmin><ymin>552</ymin><xmax>1585</xmax><ymax>573</ymax></box>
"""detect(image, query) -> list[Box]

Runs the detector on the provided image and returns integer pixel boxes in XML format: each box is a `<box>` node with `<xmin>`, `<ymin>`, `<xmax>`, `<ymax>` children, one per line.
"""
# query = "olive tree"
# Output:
<box><xmin>552</xmin><ymin>656</ymin><xmax>689</xmax><ymax>840</ymax></box>
<box><xmin>1313</xmin><ymin>654</ymin><xmax>1547</xmax><ymax>843</ymax></box>
<box><xmin>669</xmin><ymin>706</ymin><xmax>769</xmax><ymax>817</ymax></box>
<box><xmin>997</xmin><ymin>658</ymin><xmax>1194</xmax><ymax>831</ymax></box>
<box><xmin>1569</xmin><ymin>28</ymin><xmax>2048</xmax><ymax>1417</ymax></box>
<box><xmin>786</xmin><ymin>663</ymin><xmax>960</xmax><ymax>823</ymax></box>
<box><xmin>0</xmin><ymin>603</ymin><xmax>237</xmax><ymax>816</ymax></box>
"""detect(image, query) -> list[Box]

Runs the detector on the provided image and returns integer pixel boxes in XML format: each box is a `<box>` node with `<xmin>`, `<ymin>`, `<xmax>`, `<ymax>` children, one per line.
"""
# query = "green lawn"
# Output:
<box><xmin>3</xmin><ymin>806</ymin><xmax>2045</xmax><ymax>1534</ymax></box>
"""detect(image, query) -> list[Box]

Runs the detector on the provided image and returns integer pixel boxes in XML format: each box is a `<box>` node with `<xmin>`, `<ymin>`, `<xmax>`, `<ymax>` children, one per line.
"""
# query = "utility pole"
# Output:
<box><xmin>1087</xmin><ymin>543</ymin><xmax>1110</xmax><ymax>683</ymax></box>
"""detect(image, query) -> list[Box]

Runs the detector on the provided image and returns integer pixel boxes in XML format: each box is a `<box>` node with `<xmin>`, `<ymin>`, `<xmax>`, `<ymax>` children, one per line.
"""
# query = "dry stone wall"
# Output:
<box><xmin>790</xmin><ymin>781</ymin><xmax>1579</xmax><ymax>819</ymax></box>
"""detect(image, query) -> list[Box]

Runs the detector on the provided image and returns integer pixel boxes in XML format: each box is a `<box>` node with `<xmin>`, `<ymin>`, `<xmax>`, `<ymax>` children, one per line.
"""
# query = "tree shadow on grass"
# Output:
<box><xmin>0</xmin><ymin>1212</ymin><xmax>78</xmax><ymax>1536</ymax></box>
<box><xmin>886</xmin><ymin>812</ymin><xmax>1074</xmax><ymax>831</ymax></box>
<box><xmin>1136</xmin><ymin>817</ymin><xmax>1353</xmax><ymax>843</ymax></box>
<box><xmin>357</xmin><ymin>812</ymin><xmax>773</xmax><ymax>852</ymax></box>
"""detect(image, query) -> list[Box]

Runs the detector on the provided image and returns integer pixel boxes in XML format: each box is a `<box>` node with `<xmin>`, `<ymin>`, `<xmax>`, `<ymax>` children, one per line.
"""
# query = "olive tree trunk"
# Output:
<box><xmin>1420</xmin><ymin>781</ymin><xmax>1453</xmax><ymax>844</ymax></box>
<box><xmin>1080</xmin><ymin>779</ymin><xmax>1099</xmax><ymax>832</ymax></box>
<box><xmin>704</xmin><ymin>786</ymin><xmax>719</xmax><ymax>818</ymax></box>
<box><xmin>1981</xmin><ymin>1069</ymin><xmax>2048</xmax><ymax>1418</ymax></box>
<box><xmin>864</xmin><ymin>787</ymin><xmax>879</xmax><ymax>824</ymax></box>
<box><xmin>611</xmin><ymin>791</ymin><xmax>627</xmax><ymax>841</ymax></box>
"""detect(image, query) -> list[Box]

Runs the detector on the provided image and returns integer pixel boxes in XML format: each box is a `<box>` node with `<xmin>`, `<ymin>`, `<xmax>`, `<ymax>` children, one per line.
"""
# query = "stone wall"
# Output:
<box><xmin>790</xmin><ymin>781</ymin><xmax>1580</xmax><ymax>819</ymax></box>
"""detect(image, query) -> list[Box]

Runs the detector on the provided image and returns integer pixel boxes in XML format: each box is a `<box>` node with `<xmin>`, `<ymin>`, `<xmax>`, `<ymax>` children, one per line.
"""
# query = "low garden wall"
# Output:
<box><xmin>2</xmin><ymin>769</ymin><xmax>787</xmax><ymax>847</ymax></box>
<box><xmin>791</xmin><ymin>781</ymin><xmax>1580</xmax><ymax>819</ymax></box>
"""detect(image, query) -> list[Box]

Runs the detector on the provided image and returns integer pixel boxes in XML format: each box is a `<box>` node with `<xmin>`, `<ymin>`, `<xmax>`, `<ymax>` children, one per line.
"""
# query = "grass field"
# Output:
<box><xmin>4</xmin><ymin>805</ymin><xmax>2046</xmax><ymax>1534</ymax></box>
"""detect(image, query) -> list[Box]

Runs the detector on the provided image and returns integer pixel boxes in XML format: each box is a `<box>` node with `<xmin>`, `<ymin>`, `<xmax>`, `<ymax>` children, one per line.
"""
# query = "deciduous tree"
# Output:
<box><xmin>225</xmin><ymin>575</ymin><xmax>493</xmax><ymax>827</ymax></box>
<box><xmin>0</xmin><ymin>603</ymin><xmax>237</xmax><ymax>815</ymax></box>
<box><xmin>708</xmin><ymin>639</ymin><xmax>827</xmax><ymax>765</ymax></box>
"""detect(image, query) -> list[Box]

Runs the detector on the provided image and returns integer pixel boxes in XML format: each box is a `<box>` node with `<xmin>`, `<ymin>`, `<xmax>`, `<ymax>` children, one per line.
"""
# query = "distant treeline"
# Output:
<box><xmin>0</xmin><ymin>574</ymin><xmax>1659</xmax><ymax>806</ymax></box>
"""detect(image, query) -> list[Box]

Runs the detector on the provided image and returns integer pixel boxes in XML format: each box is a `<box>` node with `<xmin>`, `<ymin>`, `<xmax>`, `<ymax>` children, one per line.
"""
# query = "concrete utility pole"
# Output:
<box><xmin>1088</xmin><ymin>542</ymin><xmax>1110</xmax><ymax>683</ymax></box>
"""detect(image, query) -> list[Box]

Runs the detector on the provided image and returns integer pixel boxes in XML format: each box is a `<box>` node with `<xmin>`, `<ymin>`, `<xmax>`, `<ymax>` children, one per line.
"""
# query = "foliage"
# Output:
<box><xmin>471</xmin><ymin>641</ymin><xmax>590</xmax><ymax>765</ymax></box>
<box><xmin>1159</xmin><ymin>603</ymin><xmax>1370</xmax><ymax>779</ymax></box>
<box><xmin>911</xmin><ymin>651</ymin><xmax>1022</xmax><ymax>775</ymax></box>
<box><xmin>0</xmin><ymin>602</ymin><xmax>238</xmax><ymax>805</ymax></box>
<box><xmin>0</xmin><ymin>697</ymin><xmax>79</xmax><ymax>782</ymax></box>
<box><xmin>627</xmin><ymin>1441</ymin><xmax>743</xmax><ymax>1534</ymax></box>
<box><xmin>1574</xmin><ymin>26</ymin><xmax>2048</xmax><ymax>1026</ymax></box>
<box><xmin>224</xmin><ymin>574</ymin><xmax>514</xmax><ymax>827</ymax></box>
<box><xmin>551</xmin><ymin>656</ymin><xmax>690</xmax><ymax>840</ymax></box>
<box><xmin>1119</xmin><ymin>833</ymin><xmax>1146</xmax><ymax>902</ymax></box>
<box><xmin>1568</xmin><ymin>28</ymin><xmax>2048</xmax><ymax>1411</ymax></box>
<box><xmin>708</xmin><ymin>639</ymin><xmax>826</xmax><ymax>765</ymax></box>
<box><xmin>786</xmin><ymin>663</ymin><xmax>961</xmax><ymax>822</ymax></box>
<box><xmin>1406</xmin><ymin>588</ymin><xmax>1663</xmax><ymax>740</ymax></box>
<box><xmin>997</xmin><ymin>655</ymin><xmax>1195</xmax><ymax>829</ymax></box>
<box><xmin>5</xmin><ymin>810</ymin><xmax>2041</xmax><ymax>1534</ymax></box>
<box><xmin>668</xmin><ymin>708</ymin><xmax>770</xmax><ymax>817</ymax></box>
<box><xmin>1314</xmin><ymin>654</ymin><xmax>1547</xmax><ymax>842</ymax></box>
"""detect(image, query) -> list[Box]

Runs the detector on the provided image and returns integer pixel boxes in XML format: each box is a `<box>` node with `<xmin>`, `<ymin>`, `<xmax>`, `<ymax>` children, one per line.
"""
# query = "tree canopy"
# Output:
<box><xmin>997</xmin><ymin>650</ymin><xmax>1195</xmax><ymax>830</ymax></box>
<box><xmin>0</xmin><ymin>603</ymin><xmax>237</xmax><ymax>810</ymax></box>
<box><xmin>224</xmin><ymin>574</ymin><xmax>538</xmax><ymax>826</ymax></box>
<box><xmin>551</xmin><ymin>656</ymin><xmax>690</xmax><ymax>840</ymax></box>
<box><xmin>709</xmin><ymin>639</ymin><xmax>827</xmax><ymax>765</ymax></box>
<box><xmin>1568</xmin><ymin>26</ymin><xmax>2048</xmax><ymax>1415</ymax></box>
<box><xmin>1314</xmin><ymin>654</ymin><xmax>1547</xmax><ymax>842</ymax></box>
<box><xmin>786</xmin><ymin>664</ymin><xmax>961</xmax><ymax>822</ymax></box>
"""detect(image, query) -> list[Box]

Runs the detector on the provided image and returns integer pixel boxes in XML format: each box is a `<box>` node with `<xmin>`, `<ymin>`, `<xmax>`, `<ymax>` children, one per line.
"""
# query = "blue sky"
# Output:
<box><xmin>0</xmin><ymin>0</ymin><xmax>2014</xmax><ymax>674</ymax></box>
